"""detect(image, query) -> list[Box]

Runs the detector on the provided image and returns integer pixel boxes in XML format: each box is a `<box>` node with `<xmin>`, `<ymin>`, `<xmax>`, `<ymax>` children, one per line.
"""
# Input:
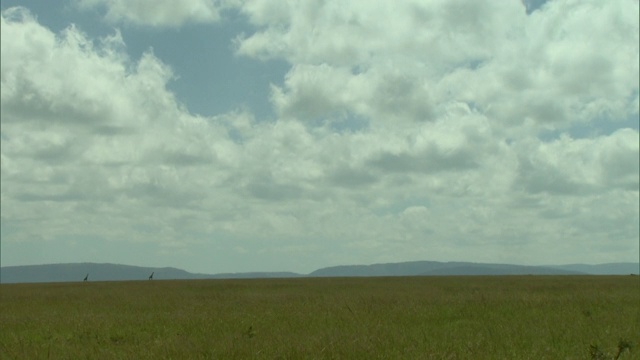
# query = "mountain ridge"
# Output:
<box><xmin>1</xmin><ymin>261</ymin><xmax>638</xmax><ymax>283</ymax></box>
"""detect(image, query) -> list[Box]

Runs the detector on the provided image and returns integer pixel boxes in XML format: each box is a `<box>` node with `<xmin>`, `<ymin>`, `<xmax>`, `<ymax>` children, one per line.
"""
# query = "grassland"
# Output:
<box><xmin>1</xmin><ymin>276</ymin><xmax>638</xmax><ymax>359</ymax></box>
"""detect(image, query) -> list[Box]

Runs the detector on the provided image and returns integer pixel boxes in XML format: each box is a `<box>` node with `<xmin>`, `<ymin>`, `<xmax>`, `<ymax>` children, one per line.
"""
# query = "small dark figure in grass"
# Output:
<box><xmin>149</xmin><ymin>272</ymin><xmax>154</xmax><ymax>280</ymax></box>
<box><xmin>83</xmin><ymin>274</ymin><xmax>88</xmax><ymax>282</ymax></box>
<box><xmin>246</xmin><ymin>326</ymin><xmax>255</xmax><ymax>338</ymax></box>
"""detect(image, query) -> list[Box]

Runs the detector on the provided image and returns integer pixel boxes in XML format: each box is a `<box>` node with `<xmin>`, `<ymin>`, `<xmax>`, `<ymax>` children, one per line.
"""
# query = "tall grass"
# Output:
<box><xmin>1</xmin><ymin>276</ymin><xmax>638</xmax><ymax>359</ymax></box>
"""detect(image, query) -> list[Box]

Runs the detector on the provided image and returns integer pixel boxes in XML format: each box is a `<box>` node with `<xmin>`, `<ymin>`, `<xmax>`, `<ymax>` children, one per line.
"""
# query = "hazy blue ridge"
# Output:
<box><xmin>307</xmin><ymin>261</ymin><xmax>588</xmax><ymax>277</ymax></box>
<box><xmin>420</xmin><ymin>265</ymin><xmax>583</xmax><ymax>276</ymax></box>
<box><xmin>0</xmin><ymin>263</ymin><xmax>211</xmax><ymax>283</ymax></box>
<box><xmin>549</xmin><ymin>263</ymin><xmax>640</xmax><ymax>275</ymax></box>
<box><xmin>1</xmin><ymin>261</ymin><xmax>638</xmax><ymax>283</ymax></box>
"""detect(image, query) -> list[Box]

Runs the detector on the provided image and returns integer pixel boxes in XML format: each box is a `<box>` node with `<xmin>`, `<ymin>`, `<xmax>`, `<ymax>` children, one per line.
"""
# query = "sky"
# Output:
<box><xmin>1</xmin><ymin>0</ymin><xmax>638</xmax><ymax>275</ymax></box>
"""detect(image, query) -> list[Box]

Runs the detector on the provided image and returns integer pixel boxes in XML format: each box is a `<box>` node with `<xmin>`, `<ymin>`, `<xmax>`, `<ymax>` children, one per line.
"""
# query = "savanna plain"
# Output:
<box><xmin>1</xmin><ymin>276</ymin><xmax>638</xmax><ymax>359</ymax></box>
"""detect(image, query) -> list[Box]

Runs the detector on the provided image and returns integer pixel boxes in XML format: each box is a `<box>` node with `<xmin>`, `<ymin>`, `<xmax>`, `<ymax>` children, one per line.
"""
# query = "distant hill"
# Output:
<box><xmin>0</xmin><ymin>263</ymin><xmax>210</xmax><ymax>284</ymax></box>
<box><xmin>420</xmin><ymin>264</ymin><xmax>582</xmax><ymax>276</ymax></box>
<box><xmin>308</xmin><ymin>261</ymin><xmax>586</xmax><ymax>277</ymax></box>
<box><xmin>550</xmin><ymin>263</ymin><xmax>640</xmax><ymax>275</ymax></box>
<box><xmin>1</xmin><ymin>261</ymin><xmax>638</xmax><ymax>283</ymax></box>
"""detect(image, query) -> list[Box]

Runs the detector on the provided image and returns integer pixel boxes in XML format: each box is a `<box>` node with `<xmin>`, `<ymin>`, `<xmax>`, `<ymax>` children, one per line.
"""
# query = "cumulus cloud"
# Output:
<box><xmin>74</xmin><ymin>0</ymin><xmax>226</xmax><ymax>27</ymax></box>
<box><xmin>1</xmin><ymin>1</ymin><xmax>638</xmax><ymax>272</ymax></box>
<box><xmin>1</xmin><ymin>7</ymin><xmax>226</xmax><ymax>243</ymax></box>
<box><xmin>239</xmin><ymin>0</ymin><xmax>638</xmax><ymax>133</ymax></box>
<box><xmin>514</xmin><ymin>129</ymin><xmax>640</xmax><ymax>195</ymax></box>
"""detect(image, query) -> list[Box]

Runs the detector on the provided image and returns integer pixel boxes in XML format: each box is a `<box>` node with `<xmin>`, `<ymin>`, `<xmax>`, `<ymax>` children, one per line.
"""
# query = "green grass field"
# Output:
<box><xmin>1</xmin><ymin>276</ymin><xmax>638</xmax><ymax>359</ymax></box>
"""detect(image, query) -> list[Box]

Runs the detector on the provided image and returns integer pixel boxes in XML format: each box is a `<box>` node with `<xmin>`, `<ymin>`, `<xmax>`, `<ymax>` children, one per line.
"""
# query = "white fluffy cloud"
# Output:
<box><xmin>1</xmin><ymin>1</ymin><xmax>638</xmax><ymax>273</ymax></box>
<box><xmin>1</xmin><ymin>7</ymin><xmax>225</xmax><ymax>245</ymax></box>
<box><xmin>514</xmin><ymin>129</ymin><xmax>639</xmax><ymax>195</ymax></box>
<box><xmin>240</xmin><ymin>0</ymin><xmax>638</xmax><ymax>132</ymax></box>
<box><xmin>74</xmin><ymin>0</ymin><xmax>226</xmax><ymax>27</ymax></box>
